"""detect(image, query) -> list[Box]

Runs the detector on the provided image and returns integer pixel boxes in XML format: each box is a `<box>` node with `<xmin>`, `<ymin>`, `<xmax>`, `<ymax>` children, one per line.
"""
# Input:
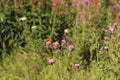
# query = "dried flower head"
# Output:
<box><xmin>52</xmin><ymin>41</ymin><xmax>60</xmax><ymax>49</ymax></box>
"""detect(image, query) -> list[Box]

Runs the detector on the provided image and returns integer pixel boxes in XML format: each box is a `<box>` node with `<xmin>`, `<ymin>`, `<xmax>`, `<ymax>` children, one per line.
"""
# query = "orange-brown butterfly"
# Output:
<box><xmin>47</xmin><ymin>37</ymin><xmax>54</xmax><ymax>43</ymax></box>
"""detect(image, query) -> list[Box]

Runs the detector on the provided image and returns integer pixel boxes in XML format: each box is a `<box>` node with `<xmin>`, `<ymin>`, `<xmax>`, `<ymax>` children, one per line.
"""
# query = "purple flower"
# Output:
<box><xmin>112</xmin><ymin>4</ymin><xmax>120</xmax><ymax>10</ymax></box>
<box><xmin>48</xmin><ymin>59</ymin><xmax>55</xmax><ymax>65</ymax></box>
<box><xmin>61</xmin><ymin>39</ymin><xmax>66</xmax><ymax>46</ymax></box>
<box><xmin>45</xmin><ymin>41</ymin><xmax>51</xmax><ymax>47</ymax></box>
<box><xmin>75</xmin><ymin>64</ymin><xmax>80</xmax><ymax>70</ymax></box>
<box><xmin>68</xmin><ymin>45</ymin><xmax>75</xmax><ymax>52</ymax></box>
<box><xmin>56</xmin><ymin>49</ymin><xmax>61</xmax><ymax>54</ymax></box>
<box><xmin>103</xmin><ymin>46</ymin><xmax>108</xmax><ymax>51</ymax></box>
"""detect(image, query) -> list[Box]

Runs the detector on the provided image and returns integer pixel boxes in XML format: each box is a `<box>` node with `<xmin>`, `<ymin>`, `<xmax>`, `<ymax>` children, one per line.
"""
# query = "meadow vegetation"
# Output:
<box><xmin>0</xmin><ymin>0</ymin><xmax>120</xmax><ymax>80</ymax></box>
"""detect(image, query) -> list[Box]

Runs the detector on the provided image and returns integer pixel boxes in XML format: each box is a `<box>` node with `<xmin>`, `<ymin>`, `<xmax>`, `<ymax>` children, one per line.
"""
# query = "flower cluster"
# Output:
<box><xmin>45</xmin><ymin>29</ymin><xmax>75</xmax><ymax>54</ymax></box>
<box><xmin>103</xmin><ymin>22</ymin><xmax>119</xmax><ymax>50</ymax></box>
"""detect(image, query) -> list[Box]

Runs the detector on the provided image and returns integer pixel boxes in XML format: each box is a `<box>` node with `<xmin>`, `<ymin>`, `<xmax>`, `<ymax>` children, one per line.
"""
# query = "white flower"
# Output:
<box><xmin>19</xmin><ymin>17</ymin><xmax>27</xmax><ymax>21</ymax></box>
<box><xmin>32</xmin><ymin>26</ymin><xmax>37</xmax><ymax>29</ymax></box>
<box><xmin>64</xmin><ymin>29</ymin><xmax>69</xmax><ymax>34</ymax></box>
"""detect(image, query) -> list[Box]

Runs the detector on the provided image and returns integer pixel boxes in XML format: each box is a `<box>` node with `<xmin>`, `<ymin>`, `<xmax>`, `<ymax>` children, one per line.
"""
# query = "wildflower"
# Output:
<box><xmin>64</xmin><ymin>29</ymin><xmax>69</xmax><ymax>36</ymax></box>
<box><xmin>19</xmin><ymin>17</ymin><xmax>27</xmax><ymax>21</ymax></box>
<box><xmin>104</xmin><ymin>36</ymin><xmax>109</xmax><ymax>41</ymax></box>
<box><xmin>112</xmin><ymin>37</ymin><xmax>116</xmax><ymax>42</ymax></box>
<box><xmin>109</xmin><ymin>26</ymin><xmax>114</xmax><ymax>33</ymax></box>
<box><xmin>32</xmin><ymin>26</ymin><xmax>37</xmax><ymax>29</ymax></box>
<box><xmin>104</xmin><ymin>29</ymin><xmax>110</xmax><ymax>33</ymax></box>
<box><xmin>112</xmin><ymin>4</ymin><xmax>120</xmax><ymax>10</ymax></box>
<box><xmin>85</xmin><ymin>0</ymin><xmax>92</xmax><ymax>4</ymax></box>
<box><xmin>68</xmin><ymin>45</ymin><xmax>75</xmax><ymax>52</ymax></box>
<box><xmin>72</xmin><ymin>1</ymin><xmax>78</xmax><ymax>8</ymax></box>
<box><xmin>103</xmin><ymin>46</ymin><xmax>108</xmax><ymax>51</ymax></box>
<box><xmin>52</xmin><ymin>41</ymin><xmax>60</xmax><ymax>49</ymax></box>
<box><xmin>75</xmin><ymin>64</ymin><xmax>80</xmax><ymax>70</ymax></box>
<box><xmin>82</xmin><ymin>12</ymin><xmax>89</xmax><ymax>23</ymax></box>
<box><xmin>61</xmin><ymin>39</ymin><xmax>66</xmax><ymax>46</ymax></box>
<box><xmin>48</xmin><ymin>59</ymin><xmax>55</xmax><ymax>65</ymax></box>
<box><xmin>113</xmin><ymin>22</ymin><xmax>117</xmax><ymax>28</ymax></box>
<box><xmin>56</xmin><ymin>49</ymin><xmax>61</xmax><ymax>54</ymax></box>
<box><xmin>45</xmin><ymin>41</ymin><xmax>51</xmax><ymax>47</ymax></box>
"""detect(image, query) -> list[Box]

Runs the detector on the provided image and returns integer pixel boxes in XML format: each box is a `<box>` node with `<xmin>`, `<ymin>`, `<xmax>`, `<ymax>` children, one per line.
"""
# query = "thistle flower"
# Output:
<box><xmin>48</xmin><ymin>59</ymin><xmax>55</xmax><ymax>65</ymax></box>
<box><xmin>112</xmin><ymin>37</ymin><xmax>116</xmax><ymax>42</ymax></box>
<box><xmin>85</xmin><ymin>0</ymin><xmax>92</xmax><ymax>4</ymax></box>
<box><xmin>61</xmin><ymin>39</ymin><xmax>66</xmax><ymax>46</ymax></box>
<box><xmin>56</xmin><ymin>49</ymin><xmax>61</xmax><ymax>54</ymax></box>
<box><xmin>52</xmin><ymin>41</ymin><xmax>60</xmax><ymax>49</ymax></box>
<box><xmin>72</xmin><ymin>1</ymin><xmax>78</xmax><ymax>8</ymax></box>
<box><xmin>104</xmin><ymin>36</ymin><xmax>109</xmax><ymax>41</ymax></box>
<box><xmin>45</xmin><ymin>41</ymin><xmax>51</xmax><ymax>47</ymax></box>
<box><xmin>113</xmin><ymin>22</ymin><xmax>117</xmax><ymax>28</ymax></box>
<box><xmin>104</xmin><ymin>29</ymin><xmax>110</xmax><ymax>33</ymax></box>
<box><xmin>75</xmin><ymin>64</ymin><xmax>80</xmax><ymax>70</ymax></box>
<box><xmin>112</xmin><ymin>4</ymin><xmax>120</xmax><ymax>10</ymax></box>
<box><xmin>103</xmin><ymin>46</ymin><xmax>108</xmax><ymax>51</ymax></box>
<box><xmin>68</xmin><ymin>45</ymin><xmax>75</xmax><ymax>52</ymax></box>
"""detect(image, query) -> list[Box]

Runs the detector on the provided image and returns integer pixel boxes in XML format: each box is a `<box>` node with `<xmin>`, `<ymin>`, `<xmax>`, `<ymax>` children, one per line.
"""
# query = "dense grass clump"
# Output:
<box><xmin>0</xmin><ymin>0</ymin><xmax>120</xmax><ymax>80</ymax></box>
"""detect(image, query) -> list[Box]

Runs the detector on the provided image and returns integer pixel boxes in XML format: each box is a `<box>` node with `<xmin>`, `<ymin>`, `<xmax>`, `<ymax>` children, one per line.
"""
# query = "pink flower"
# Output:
<box><xmin>82</xmin><ymin>12</ymin><xmax>89</xmax><ymax>23</ymax></box>
<box><xmin>103</xmin><ymin>46</ymin><xmax>108</xmax><ymax>51</ymax></box>
<box><xmin>52</xmin><ymin>41</ymin><xmax>60</xmax><ymax>49</ymax></box>
<box><xmin>112</xmin><ymin>4</ymin><xmax>120</xmax><ymax>10</ymax></box>
<box><xmin>48</xmin><ymin>59</ymin><xmax>55</xmax><ymax>65</ymax></box>
<box><xmin>85</xmin><ymin>0</ymin><xmax>92</xmax><ymax>4</ymax></box>
<box><xmin>112</xmin><ymin>37</ymin><xmax>116</xmax><ymax>42</ymax></box>
<box><xmin>56</xmin><ymin>49</ymin><xmax>61</xmax><ymax>54</ymax></box>
<box><xmin>68</xmin><ymin>45</ymin><xmax>75</xmax><ymax>52</ymax></box>
<box><xmin>61</xmin><ymin>39</ymin><xmax>66</xmax><ymax>46</ymax></box>
<box><xmin>72</xmin><ymin>1</ymin><xmax>78</xmax><ymax>8</ymax></box>
<box><xmin>104</xmin><ymin>36</ymin><xmax>109</xmax><ymax>41</ymax></box>
<box><xmin>45</xmin><ymin>41</ymin><xmax>51</xmax><ymax>47</ymax></box>
<box><xmin>75</xmin><ymin>64</ymin><xmax>80</xmax><ymax>70</ymax></box>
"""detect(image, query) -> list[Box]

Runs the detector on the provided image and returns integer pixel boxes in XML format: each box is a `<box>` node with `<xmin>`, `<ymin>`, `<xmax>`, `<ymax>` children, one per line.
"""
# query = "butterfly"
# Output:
<box><xmin>47</xmin><ymin>37</ymin><xmax>55</xmax><ymax>43</ymax></box>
